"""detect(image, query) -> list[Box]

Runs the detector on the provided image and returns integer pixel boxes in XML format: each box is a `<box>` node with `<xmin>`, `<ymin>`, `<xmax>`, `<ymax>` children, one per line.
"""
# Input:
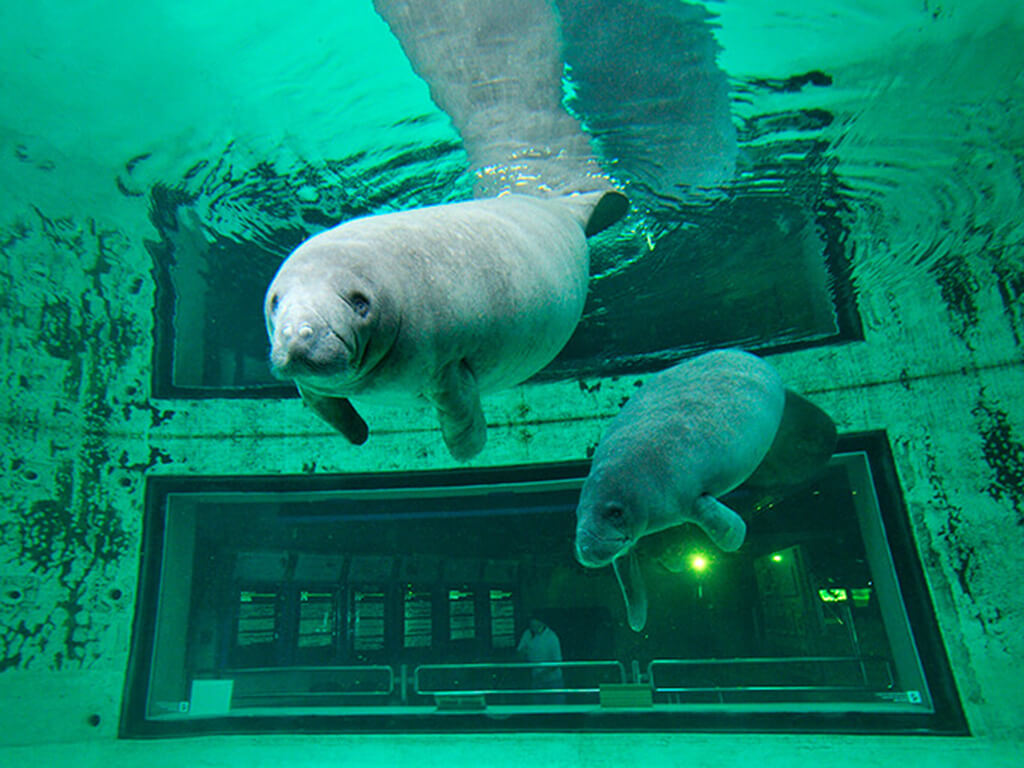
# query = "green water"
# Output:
<box><xmin>1</xmin><ymin>0</ymin><xmax>1023</xmax><ymax>749</ymax></box>
<box><xmin>6</xmin><ymin>0</ymin><xmax>1022</xmax><ymax>386</ymax></box>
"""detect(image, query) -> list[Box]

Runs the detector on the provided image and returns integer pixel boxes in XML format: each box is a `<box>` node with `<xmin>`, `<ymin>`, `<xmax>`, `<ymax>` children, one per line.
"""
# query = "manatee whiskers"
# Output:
<box><xmin>574</xmin><ymin>529</ymin><xmax>630</xmax><ymax>568</ymax></box>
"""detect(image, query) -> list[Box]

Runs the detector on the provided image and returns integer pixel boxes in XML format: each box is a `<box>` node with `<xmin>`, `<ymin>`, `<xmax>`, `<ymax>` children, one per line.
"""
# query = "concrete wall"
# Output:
<box><xmin>1</xmin><ymin>174</ymin><xmax>1023</xmax><ymax>766</ymax></box>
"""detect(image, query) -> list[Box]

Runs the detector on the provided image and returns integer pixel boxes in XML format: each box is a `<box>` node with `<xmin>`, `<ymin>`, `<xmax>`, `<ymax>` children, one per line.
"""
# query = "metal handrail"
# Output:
<box><xmin>652</xmin><ymin>655</ymin><xmax>889</xmax><ymax>665</ymax></box>
<box><xmin>216</xmin><ymin>656</ymin><xmax>898</xmax><ymax>703</ymax></box>
<box><xmin>414</xmin><ymin>660</ymin><xmax>626</xmax><ymax>696</ymax></box>
<box><xmin>648</xmin><ymin>655</ymin><xmax>895</xmax><ymax>693</ymax></box>
<box><xmin>224</xmin><ymin>664</ymin><xmax>395</xmax><ymax>697</ymax></box>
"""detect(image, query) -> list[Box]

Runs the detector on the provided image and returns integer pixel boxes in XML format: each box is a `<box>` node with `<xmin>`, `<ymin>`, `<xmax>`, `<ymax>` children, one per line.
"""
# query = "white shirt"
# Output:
<box><xmin>517</xmin><ymin>626</ymin><xmax>564</xmax><ymax>684</ymax></box>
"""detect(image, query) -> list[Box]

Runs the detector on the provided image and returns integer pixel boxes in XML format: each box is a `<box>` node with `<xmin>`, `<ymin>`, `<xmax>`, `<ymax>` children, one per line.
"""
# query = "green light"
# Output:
<box><xmin>690</xmin><ymin>554</ymin><xmax>709</xmax><ymax>573</ymax></box>
<box><xmin>851</xmin><ymin>587</ymin><xmax>872</xmax><ymax>607</ymax></box>
<box><xmin>771</xmin><ymin>553</ymin><xmax>783</xmax><ymax>563</ymax></box>
<box><xmin>818</xmin><ymin>588</ymin><xmax>849</xmax><ymax>602</ymax></box>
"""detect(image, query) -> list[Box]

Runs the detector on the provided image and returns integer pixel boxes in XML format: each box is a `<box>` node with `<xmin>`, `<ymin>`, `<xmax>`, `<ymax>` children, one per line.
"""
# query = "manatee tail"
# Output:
<box><xmin>372</xmin><ymin>0</ymin><xmax>624</xmax><ymax>233</ymax></box>
<box><xmin>745</xmin><ymin>389</ymin><xmax>837</xmax><ymax>489</ymax></box>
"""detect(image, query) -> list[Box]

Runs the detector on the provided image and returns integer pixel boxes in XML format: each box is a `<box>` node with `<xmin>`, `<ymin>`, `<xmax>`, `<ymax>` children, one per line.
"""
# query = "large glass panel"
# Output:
<box><xmin>149</xmin><ymin>178</ymin><xmax>858</xmax><ymax>396</ymax></box>
<box><xmin>125</xmin><ymin>435</ymin><xmax>964</xmax><ymax>735</ymax></box>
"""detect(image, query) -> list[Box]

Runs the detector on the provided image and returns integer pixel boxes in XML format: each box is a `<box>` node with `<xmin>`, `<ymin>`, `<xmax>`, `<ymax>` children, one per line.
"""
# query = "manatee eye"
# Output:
<box><xmin>350</xmin><ymin>292</ymin><xmax>370</xmax><ymax>317</ymax></box>
<box><xmin>268</xmin><ymin>293</ymin><xmax>280</xmax><ymax>314</ymax></box>
<box><xmin>603</xmin><ymin>504</ymin><xmax>625</xmax><ymax>524</ymax></box>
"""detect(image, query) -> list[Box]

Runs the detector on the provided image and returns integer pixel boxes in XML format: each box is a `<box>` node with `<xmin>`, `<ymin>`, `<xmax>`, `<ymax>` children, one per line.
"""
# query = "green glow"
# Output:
<box><xmin>690</xmin><ymin>554</ymin><xmax>709</xmax><ymax>573</ymax></box>
<box><xmin>818</xmin><ymin>588</ymin><xmax>849</xmax><ymax>602</ymax></box>
<box><xmin>771</xmin><ymin>553</ymin><xmax>783</xmax><ymax>563</ymax></box>
<box><xmin>852</xmin><ymin>587</ymin><xmax>872</xmax><ymax>606</ymax></box>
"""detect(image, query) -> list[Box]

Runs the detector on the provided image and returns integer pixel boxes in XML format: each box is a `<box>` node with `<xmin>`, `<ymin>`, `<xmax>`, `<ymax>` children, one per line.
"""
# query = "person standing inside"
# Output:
<box><xmin>516</xmin><ymin>614</ymin><xmax>565</xmax><ymax>704</ymax></box>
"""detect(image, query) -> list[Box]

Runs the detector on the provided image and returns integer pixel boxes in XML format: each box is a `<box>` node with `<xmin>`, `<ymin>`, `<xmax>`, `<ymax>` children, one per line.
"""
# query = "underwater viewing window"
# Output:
<box><xmin>147</xmin><ymin>169</ymin><xmax>861</xmax><ymax>399</ymax></box>
<box><xmin>122</xmin><ymin>433</ymin><xmax>965</xmax><ymax>736</ymax></box>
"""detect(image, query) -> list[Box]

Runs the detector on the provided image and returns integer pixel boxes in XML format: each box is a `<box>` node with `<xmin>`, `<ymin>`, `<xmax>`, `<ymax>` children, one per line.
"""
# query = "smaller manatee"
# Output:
<box><xmin>574</xmin><ymin>349</ymin><xmax>836</xmax><ymax>631</ymax></box>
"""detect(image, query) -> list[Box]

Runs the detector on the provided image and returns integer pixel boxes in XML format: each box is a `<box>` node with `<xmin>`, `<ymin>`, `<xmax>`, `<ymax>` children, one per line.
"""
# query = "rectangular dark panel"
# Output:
<box><xmin>122</xmin><ymin>437</ymin><xmax>964</xmax><ymax>736</ymax></box>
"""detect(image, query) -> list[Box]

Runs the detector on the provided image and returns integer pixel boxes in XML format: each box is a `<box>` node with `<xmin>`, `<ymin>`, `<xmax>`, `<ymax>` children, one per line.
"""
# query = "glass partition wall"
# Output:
<box><xmin>122</xmin><ymin>433</ymin><xmax>965</xmax><ymax>735</ymax></box>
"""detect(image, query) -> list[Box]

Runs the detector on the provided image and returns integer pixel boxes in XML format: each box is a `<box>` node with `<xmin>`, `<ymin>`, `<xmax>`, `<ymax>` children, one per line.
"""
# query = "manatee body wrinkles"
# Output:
<box><xmin>265</xmin><ymin>191</ymin><xmax>618</xmax><ymax>460</ymax></box>
<box><xmin>574</xmin><ymin>349</ymin><xmax>836</xmax><ymax>631</ymax></box>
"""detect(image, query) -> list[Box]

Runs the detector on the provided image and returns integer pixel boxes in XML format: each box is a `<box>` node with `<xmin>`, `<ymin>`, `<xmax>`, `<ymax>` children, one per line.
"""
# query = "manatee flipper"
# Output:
<box><xmin>692</xmin><ymin>494</ymin><xmax>747</xmax><ymax>552</ymax></box>
<box><xmin>612</xmin><ymin>548</ymin><xmax>648</xmax><ymax>632</ymax></box>
<box><xmin>556</xmin><ymin>190</ymin><xmax>630</xmax><ymax>237</ymax></box>
<box><xmin>430</xmin><ymin>359</ymin><xmax>486</xmax><ymax>461</ymax></box>
<box><xmin>298</xmin><ymin>384</ymin><xmax>369</xmax><ymax>445</ymax></box>
<box><xmin>745</xmin><ymin>389</ymin><xmax>837</xmax><ymax>489</ymax></box>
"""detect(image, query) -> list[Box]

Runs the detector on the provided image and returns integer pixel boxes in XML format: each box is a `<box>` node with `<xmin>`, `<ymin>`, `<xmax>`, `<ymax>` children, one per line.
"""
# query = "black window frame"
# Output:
<box><xmin>120</xmin><ymin>432</ymin><xmax>966</xmax><ymax>737</ymax></box>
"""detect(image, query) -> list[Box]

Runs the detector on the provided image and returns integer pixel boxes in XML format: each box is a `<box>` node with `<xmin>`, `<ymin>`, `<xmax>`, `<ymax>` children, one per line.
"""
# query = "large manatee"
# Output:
<box><xmin>265</xmin><ymin>0</ymin><xmax>627</xmax><ymax>460</ymax></box>
<box><xmin>265</xmin><ymin>0</ymin><xmax>735</xmax><ymax>459</ymax></box>
<box><xmin>265</xmin><ymin>191</ymin><xmax>620</xmax><ymax>460</ymax></box>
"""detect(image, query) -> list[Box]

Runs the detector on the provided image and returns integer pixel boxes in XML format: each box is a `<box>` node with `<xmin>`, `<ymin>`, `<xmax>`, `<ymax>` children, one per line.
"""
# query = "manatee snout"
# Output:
<box><xmin>269</xmin><ymin>313</ymin><xmax>351</xmax><ymax>379</ymax></box>
<box><xmin>575</xmin><ymin>532</ymin><xmax>620</xmax><ymax>568</ymax></box>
